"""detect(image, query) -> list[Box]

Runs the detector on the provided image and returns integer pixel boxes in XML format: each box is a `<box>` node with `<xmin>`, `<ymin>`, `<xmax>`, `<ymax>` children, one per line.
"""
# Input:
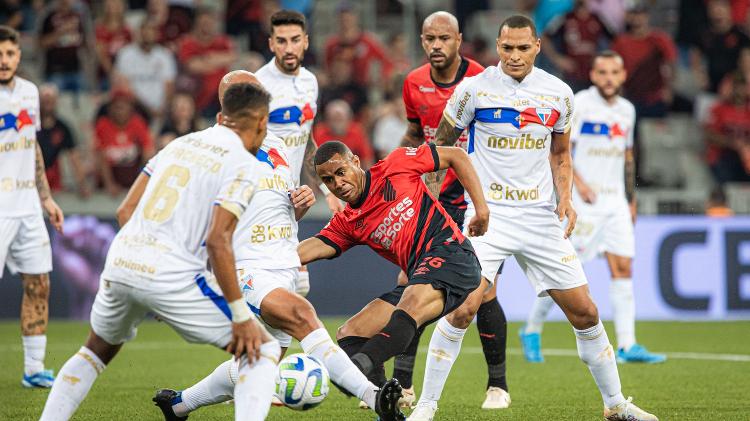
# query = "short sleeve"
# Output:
<box><xmin>554</xmin><ymin>85</ymin><xmax>575</xmax><ymax>134</ymax></box>
<box><xmin>315</xmin><ymin>213</ymin><xmax>355</xmax><ymax>257</ymax></box>
<box><xmin>214</xmin><ymin>162</ymin><xmax>258</xmax><ymax>220</ymax></box>
<box><xmin>142</xmin><ymin>152</ymin><xmax>160</xmax><ymax>176</ymax></box>
<box><xmin>402</xmin><ymin>77</ymin><xmax>419</xmax><ymax>123</ymax></box>
<box><xmin>385</xmin><ymin>143</ymin><xmax>440</xmax><ymax>177</ymax></box>
<box><xmin>442</xmin><ymin>78</ymin><xmax>476</xmax><ymax>130</ymax></box>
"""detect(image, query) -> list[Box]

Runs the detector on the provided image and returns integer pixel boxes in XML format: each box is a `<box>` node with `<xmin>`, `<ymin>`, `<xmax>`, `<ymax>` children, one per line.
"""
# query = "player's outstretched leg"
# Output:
<box><xmin>605</xmin><ymin>254</ymin><xmax>666</xmax><ymax>364</ymax></box>
<box><xmin>40</xmin><ymin>331</ymin><xmax>120</xmax><ymax>421</ymax></box>
<box><xmin>20</xmin><ymin>273</ymin><xmax>55</xmax><ymax>388</ymax></box>
<box><xmin>233</xmin><ymin>339</ymin><xmax>281</xmax><ymax>421</ymax></box>
<box><xmin>410</xmin><ymin>277</ymin><xmax>491</xmax><ymax>421</ymax></box>
<box><xmin>476</xmin><ymin>279</ymin><xmax>510</xmax><ymax>409</ymax></box>
<box><xmin>521</xmin><ymin>295</ymin><xmax>555</xmax><ymax>362</ymax></box>
<box><xmin>158</xmin><ymin>359</ymin><xmax>237</xmax><ymax>418</ymax></box>
<box><xmin>549</xmin><ymin>285</ymin><xmax>658</xmax><ymax>421</ymax></box>
<box><xmin>391</xmin><ymin>326</ymin><xmax>424</xmax><ymax>408</ymax></box>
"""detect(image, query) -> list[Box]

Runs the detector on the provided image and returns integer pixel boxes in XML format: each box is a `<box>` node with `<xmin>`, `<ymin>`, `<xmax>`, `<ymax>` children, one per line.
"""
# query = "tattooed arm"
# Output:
<box><xmin>400</xmin><ymin>120</ymin><xmax>425</xmax><ymax>148</ymax></box>
<box><xmin>35</xmin><ymin>142</ymin><xmax>64</xmax><ymax>232</ymax></box>
<box><xmin>424</xmin><ymin>116</ymin><xmax>464</xmax><ymax>197</ymax></box>
<box><xmin>300</xmin><ymin>134</ymin><xmax>345</xmax><ymax>214</ymax></box>
<box><xmin>625</xmin><ymin>147</ymin><xmax>636</xmax><ymax>223</ymax></box>
<box><xmin>550</xmin><ymin>130</ymin><xmax>576</xmax><ymax>238</ymax></box>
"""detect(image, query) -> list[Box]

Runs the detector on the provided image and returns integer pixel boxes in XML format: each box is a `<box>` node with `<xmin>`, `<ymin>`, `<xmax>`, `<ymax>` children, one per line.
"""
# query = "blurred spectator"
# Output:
<box><xmin>0</xmin><ymin>0</ymin><xmax>23</xmax><ymax>30</ymax></box>
<box><xmin>95</xmin><ymin>88</ymin><xmax>154</xmax><ymax>195</ymax></box>
<box><xmin>372</xmin><ymin>94</ymin><xmax>407</xmax><ymax>159</ymax></box>
<box><xmin>177</xmin><ymin>7</ymin><xmax>236</xmax><ymax>118</ymax></box>
<box><xmin>114</xmin><ymin>20</ymin><xmax>177</xmax><ymax>120</ymax></box>
<box><xmin>704</xmin><ymin>72</ymin><xmax>750</xmax><ymax>183</ymax></box>
<box><xmin>612</xmin><ymin>4</ymin><xmax>677</xmax><ymax>118</ymax></box>
<box><xmin>148</xmin><ymin>0</ymin><xmax>193</xmax><ymax>50</ymax></box>
<box><xmin>454</xmin><ymin>0</ymin><xmax>489</xmax><ymax>33</ymax></box>
<box><xmin>543</xmin><ymin>0</ymin><xmax>614</xmax><ymax>91</ymax></box>
<box><xmin>676</xmin><ymin>0</ymin><xmax>709</xmax><ymax>49</ymax></box>
<box><xmin>705</xmin><ymin>186</ymin><xmax>735</xmax><ymax>216</ymax></box>
<box><xmin>519</xmin><ymin>0</ymin><xmax>574</xmax><ymax>34</ymax></box>
<box><xmin>313</xmin><ymin>100</ymin><xmax>374</xmax><ymax>168</ymax></box>
<box><xmin>388</xmin><ymin>33</ymin><xmax>412</xmax><ymax>77</ymax></box>
<box><xmin>691</xmin><ymin>0</ymin><xmax>750</xmax><ymax>92</ymax></box>
<box><xmin>225</xmin><ymin>0</ymin><xmax>263</xmax><ymax>47</ymax></box>
<box><xmin>323</xmin><ymin>3</ymin><xmax>393</xmax><ymax>88</ymax></box>
<box><xmin>157</xmin><ymin>92</ymin><xmax>199</xmax><ymax>149</ymax></box>
<box><xmin>719</xmin><ymin>47</ymin><xmax>750</xmax><ymax>98</ymax></box>
<box><xmin>37</xmin><ymin>83</ymin><xmax>90</xmax><ymax>197</ymax></box>
<box><xmin>469</xmin><ymin>38</ymin><xmax>500</xmax><ymax>68</ymax></box>
<box><xmin>37</xmin><ymin>0</ymin><xmax>94</xmax><ymax>94</ymax></box>
<box><xmin>588</xmin><ymin>0</ymin><xmax>627</xmax><ymax>33</ymax></box>
<box><xmin>94</xmin><ymin>0</ymin><xmax>131</xmax><ymax>91</ymax></box>
<box><xmin>319</xmin><ymin>54</ymin><xmax>369</xmax><ymax>119</ymax></box>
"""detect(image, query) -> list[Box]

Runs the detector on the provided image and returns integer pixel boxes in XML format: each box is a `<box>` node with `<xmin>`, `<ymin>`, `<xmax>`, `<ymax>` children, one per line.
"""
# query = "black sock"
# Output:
<box><xmin>477</xmin><ymin>299</ymin><xmax>508</xmax><ymax>391</ymax></box>
<box><xmin>338</xmin><ymin>336</ymin><xmax>369</xmax><ymax>357</ymax></box>
<box><xmin>351</xmin><ymin>309</ymin><xmax>418</xmax><ymax>377</ymax></box>
<box><xmin>392</xmin><ymin>325</ymin><xmax>425</xmax><ymax>389</ymax></box>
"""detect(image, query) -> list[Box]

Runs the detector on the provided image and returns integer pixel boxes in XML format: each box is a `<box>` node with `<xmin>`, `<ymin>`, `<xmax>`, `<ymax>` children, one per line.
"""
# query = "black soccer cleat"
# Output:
<box><xmin>374</xmin><ymin>378</ymin><xmax>406</xmax><ymax>421</ymax></box>
<box><xmin>152</xmin><ymin>389</ymin><xmax>188</xmax><ymax>421</ymax></box>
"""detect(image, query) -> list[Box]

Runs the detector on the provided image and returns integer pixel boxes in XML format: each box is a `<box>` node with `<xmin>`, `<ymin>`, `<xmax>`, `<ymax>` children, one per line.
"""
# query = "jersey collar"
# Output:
<box><xmin>431</xmin><ymin>57</ymin><xmax>470</xmax><ymax>89</ymax></box>
<box><xmin>496</xmin><ymin>64</ymin><xmax>538</xmax><ymax>87</ymax></box>
<box><xmin>351</xmin><ymin>170</ymin><xmax>371</xmax><ymax>209</ymax></box>
<box><xmin>268</xmin><ymin>58</ymin><xmax>300</xmax><ymax>79</ymax></box>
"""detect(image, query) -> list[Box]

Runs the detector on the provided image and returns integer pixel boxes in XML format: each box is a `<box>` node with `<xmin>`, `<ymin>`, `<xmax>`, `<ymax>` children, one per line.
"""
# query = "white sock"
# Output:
<box><xmin>526</xmin><ymin>296</ymin><xmax>555</xmax><ymax>334</ymax></box>
<box><xmin>574</xmin><ymin>321</ymin><xmax>626</xmax><ymax>408</ymax></box>
<box><xmin>610</xmin><ymin>278</ymin><xmax>636</xmax><ymax>351</ymax></box>
<box><xmin>295</xmin><ymin>270</ymin><xmax>310</xmax><ymax>297</ymax></box>
<box><xmin>22</xmin><ymin>334</ymin><xmax>46</xmax><ymax>375</ymax></box>
<box><xmin>39</xmin><ymin>346</ymin><xmax>105</xmax><ymax>421</ymax></box>
<box><xmin>234</xmin><ymin>341</ymin><xmax>281</xmax><ymax>421</ymax></box>
<box><xmin>300</xmin><ymin>328</ymin><xmax>378</xmax><ymax>408</ymax></box>
<box><xmin>416</xmin><ymin>317</ymin><xmax>467</xmax><ymax>408</ymax></box>
<box><xmin>175</xmin><ymin>359</ymin><xmax>238</xmax><ymax>416</ymax></box>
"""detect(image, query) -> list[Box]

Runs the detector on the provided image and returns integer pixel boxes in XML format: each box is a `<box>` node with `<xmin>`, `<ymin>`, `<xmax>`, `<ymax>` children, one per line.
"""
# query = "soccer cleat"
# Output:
<box><xmin>358</xmin><ymin>400</ymin><xmax>369</xmax><ymax>409</ymax></box>
<box><xmin>374</xmin><ymin>379</ymin><xmax>405</xmax><ymax>421</ymax></box>
<box><xmin>153</xmin><ymin>389</ymin><xmax>188</xmax><ymax>421</ymax></box>
<box><xmin>407</xmin><ymin>402</ymin><xmax>437</xmax><ymax>421</ymax></box>
<box><xmin>518</xmin><ymin>326</ymin><xmax>544</xmax><ymax>362</ymax></box>
<box><xmin>22</xmin><ymin>369</ymin><xmax>55</xmax><ymax>388</ymax></box>
<box><xmin>616</xmin><ymin>344</ymin><xmax>667</xmax><ymax>364</ymax></box>
<box><xmin>398</xmin><ymin>386</ymin><xmax>416</xmax><ymax>409</ymax></box>
<box><xmin>271</xmin><ymin>395</ymin><xmax>284</xmax><ymax>406</ymax></box>
<box><xmin>481</xmin><ymin>386</ymin><xmax>511</xmax><ymax>409</ymax></box>
<box><xmin>604</xmin><ymin>397</ymin><xmax>658</xmax><ymax>421</ymax></box>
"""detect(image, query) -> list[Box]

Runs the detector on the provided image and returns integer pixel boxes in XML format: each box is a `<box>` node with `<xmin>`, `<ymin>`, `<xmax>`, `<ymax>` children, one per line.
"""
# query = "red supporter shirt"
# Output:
<box><xmin>178</xmin><ymin>35</ymin><xmax>234</xmax><ymax>111</ymax></box>
<box><xmin>705</xmin><ymin>101</ymin><xmax>750</xmax><ymax>165</ymax></box>
<box><xmin>402</xmin><ymin>57</ymin><xmax>484</xmax><ymax>210</ymax></box>
<box><xmin>612</xmin><ymin>31</ymin><xmax>677</xmax><ymax>105</ymax></box>
<box><xmin>546</xmin><ymin>11</ymin><xmax>613</xmax><ymax>83</ymax></box>
<box><xmin>95</xmin><ymin>115</ymin><xmax>153</xmax><ymax>188</ymax></box>
<box><xmin>324</xmin><ymin>32</ymin><xmax>394</xmax><ymax>86</ymax></box>
<box><xmin>316</xmin><ymin>144</ymin><xmax>466</xmax><ymax>274</ymax></box>
<box><xmin>313</xmin><ymin>121</ymin><xmax>375</xmax><ymax>165</ymax></box>
<box><xmin>95</xmin><ymin>24</ymin><xmax>132</xmax><ymax>77</ymax></box>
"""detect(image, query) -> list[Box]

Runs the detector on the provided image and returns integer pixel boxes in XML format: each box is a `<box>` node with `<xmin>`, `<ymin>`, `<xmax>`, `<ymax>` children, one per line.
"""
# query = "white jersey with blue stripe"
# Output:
<box><xmin>233</xmin><ymin>133</ymin><xmax>300</xmax><ymax>269</ymax></box>
<box><xmin>442</xmin><ymin>65</ymin><xmax>574</xmax><ymax>209</ymax></box>
<box><xmin>256</xmin><ymin>59</ymin><xmax>318</xmax><ymax>186</ymax></box>
<box><xmin>0</xmin><ymin>77</ymin><xmax>42</xmax><ymax>217</ymax></box>
<box><xmin>102</xmin><ymin>125</ymin><xmax>269</xmax><ymax>291</ymax></box>
<box><xmin>571</xmin><ymin>86</ymin><xmax>635</xmax><ymax>214</ymax></box>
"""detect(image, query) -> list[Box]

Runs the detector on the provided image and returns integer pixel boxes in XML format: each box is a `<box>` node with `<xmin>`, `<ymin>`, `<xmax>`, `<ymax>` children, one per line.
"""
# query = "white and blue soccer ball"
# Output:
<box><xmin>274</xmin><ymin>353</ymin><xmax>330</xmax><ymax>410</ymax></box>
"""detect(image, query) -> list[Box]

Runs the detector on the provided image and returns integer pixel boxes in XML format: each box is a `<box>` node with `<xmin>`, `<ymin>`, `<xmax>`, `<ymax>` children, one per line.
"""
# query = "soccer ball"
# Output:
<box><xmin>274</xmin><ymin>353</ymin><xmax>330</xmax><ymax>410</ymax></box>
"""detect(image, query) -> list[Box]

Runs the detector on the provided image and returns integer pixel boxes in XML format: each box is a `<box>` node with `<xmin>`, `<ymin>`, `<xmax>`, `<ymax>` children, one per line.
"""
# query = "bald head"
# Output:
<box><xmin>422</xmin><ymin>11</ymin><xmax>459</xmax><ymax>34</ymax></box>
<box><xmin>421</xmin><ymin>11</ymin><xmax>462</xmax><ymax>71</ymax></box>
<box><xmin>218</xmin><ymin>70</ymin><xmax>260</xmax><ymax>106</ymax></box>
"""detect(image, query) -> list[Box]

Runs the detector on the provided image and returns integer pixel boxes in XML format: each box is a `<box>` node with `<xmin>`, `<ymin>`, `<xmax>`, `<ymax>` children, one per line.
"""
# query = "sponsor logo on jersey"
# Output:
<box><xmin>487</xmin><ymin>183</ymin><xmax>540</xmax><ymax>201</ymax></box>
<box><xmin>369</xmin><ymin>196</ymin><xmax>415</xmax><ymax>249</ymax></box>
<box><xmin>487</xmin><ymin>133</ymin><xmax>547</xmax><ymax>150</ymax></box>
<box><xmin>586</xmin><ymin>146</ymin><xmax>624</xmax><ymax>158</ymax></box>
<box><xmin>250</xmin><ymin>224</ymin><xmax>293</xmax><ymax>243</ymax></box>
<box><xmin>0</xmin><ymin>177</ymin><xmax>36</xmax><ymax>192</ymax></box>
<box><xmin>282</xmin><ymin>132</ymin><xmax>309</xmax><ymax>148</ymax></box>
<box><xmin>418</xmin><ymin>85</ymin><xmax>436</xmax><ymax>93</ymax></box>
<box><xmin>561</xmin><ymin>253</ymin><xmax>578</xmax><ymax>263</ymax></box>
<box><xmin>113</xmin><ymin>258</ymin><xmax>156</xmax><ymax>274</ymax></box>
<box><xmin>455</xmin><ymin>92</ymin><xmax>471</xmax><ymax>121</ymax></box>
<box><xmin>0</xmin><ymin>137</ymin><xmax>34</xmax><ymax>153</ymax></box>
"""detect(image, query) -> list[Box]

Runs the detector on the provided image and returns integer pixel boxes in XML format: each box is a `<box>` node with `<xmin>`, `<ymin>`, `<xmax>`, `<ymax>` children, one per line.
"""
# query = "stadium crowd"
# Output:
<box><xmin>2</xmin><ymin>0</ymin><xmax>749</xmax><ymax>205</ymax></box>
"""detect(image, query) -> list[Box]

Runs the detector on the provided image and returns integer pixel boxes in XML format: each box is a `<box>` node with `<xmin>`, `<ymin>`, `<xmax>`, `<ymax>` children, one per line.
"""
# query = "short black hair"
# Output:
<box><xmin>222</xmin><ymin>83</ymin><xmax>271</xmax><ymax>119</ymax></box>
<box><xmin>271</xmin><ymin>10</ymin><xmax>306</xmax><ymax>32</ymax></box>
<box><xmin>315</xmin><ymin>141</ymin><xmax>352</xmax><ymax>165</ymax></box>
<box><xmin>498</xmin><ymin>15</ymin><xmax>537</xmax><ymax>38</ymax></box>
<box><xmin>0</xmin><ymin>25</ymin><xmax>20</xmax><ymax>44</ymax></box>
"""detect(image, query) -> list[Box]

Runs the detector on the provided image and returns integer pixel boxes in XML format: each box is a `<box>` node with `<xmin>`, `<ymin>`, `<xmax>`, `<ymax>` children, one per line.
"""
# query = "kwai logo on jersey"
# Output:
<box><xmin>475</xmin><ymin>107</ymin><xmax>560</xmax><ymax>129</ymax></box>
<box><xmin>0</xmin><ymin>109</ymin><xmax>34</xmax><ymax>132</ymax></box>
<box><xmin>580</xmin><ymin>121</ymin><xmax>627</xmax><ymax>140</ymax></box>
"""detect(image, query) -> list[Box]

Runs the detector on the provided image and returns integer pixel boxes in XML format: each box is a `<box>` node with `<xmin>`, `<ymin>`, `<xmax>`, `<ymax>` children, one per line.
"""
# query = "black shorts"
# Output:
<box><xmin>377</xmin><ymin>240</ymin><xmax>482</xmax><ymax>323</ymax></box>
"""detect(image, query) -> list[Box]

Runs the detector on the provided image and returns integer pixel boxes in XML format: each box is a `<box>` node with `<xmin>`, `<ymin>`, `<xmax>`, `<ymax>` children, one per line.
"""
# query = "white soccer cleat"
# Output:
<box><xmin>604</xmin><ymin>397</ymin><xmax>658</xmax><ymax>421</ymax></box>
<box><xmin>399</xmin><ymin>386</ymin><xmax>416</xmax><ymax>408</ymax></box>
<box><xmin>407</xmin><ymin>403</ymin><xmax>437</xmax><ymax>421</ymax></box>
<box><xmin>358</xmin><ymin>400</ymin><xmax>369</xmax><ymax>409</ymax></box>
<box><xmin>271</xmin><ymin>395</ymin><xmax>284</xmax><ymax>407</ymax></box>
<box><xmin>481</xmin><ymin>386</ymin><xmax>511</xmax><ymax>409</ymax></box>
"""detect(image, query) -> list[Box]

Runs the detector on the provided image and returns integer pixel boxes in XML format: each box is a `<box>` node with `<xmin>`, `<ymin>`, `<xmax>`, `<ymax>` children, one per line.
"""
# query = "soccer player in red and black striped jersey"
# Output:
<box><xmin>337</xmin><ymin>11</ymin><xmax>511</xmax><ymax>410</ymax></box>
<box><xmin>298</xmin><ymin>140</ymin><xmax>491</xmax><ymax>421</ymax></box>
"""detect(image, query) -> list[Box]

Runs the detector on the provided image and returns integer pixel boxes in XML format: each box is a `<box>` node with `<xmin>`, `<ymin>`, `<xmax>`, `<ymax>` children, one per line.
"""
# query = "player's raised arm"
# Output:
<box><xmin>434</xmin><ymin>145</ymin><xmax>489</xmax><ymax>237</ymax></box>
<box><xmin>297</xmin><ymin>236</ymin><xmax>338</xmax><ymax>265</ymax></box>
<box><xmin>116</xmin><ymin>172</ymin><xmax>149</xmax><ymax>227</ymax></box>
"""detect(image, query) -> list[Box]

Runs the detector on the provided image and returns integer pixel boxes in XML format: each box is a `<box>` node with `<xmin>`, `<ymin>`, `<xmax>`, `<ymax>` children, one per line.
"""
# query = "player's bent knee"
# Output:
<box><xmin>570</xmin><ymin>303</ymin><xmax>599</xmax><ymax>329</ymax></box>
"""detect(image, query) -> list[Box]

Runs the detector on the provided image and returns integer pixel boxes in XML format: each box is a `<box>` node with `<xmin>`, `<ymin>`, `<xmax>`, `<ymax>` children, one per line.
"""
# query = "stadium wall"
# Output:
<box><xmin>0</xmin><ymin>217</ymin><xmax>748</xmax><ymax>321</ymax></box>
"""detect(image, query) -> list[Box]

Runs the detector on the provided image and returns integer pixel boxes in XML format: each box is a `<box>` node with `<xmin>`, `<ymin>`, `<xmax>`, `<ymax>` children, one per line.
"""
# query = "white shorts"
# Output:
<box><xmin>0</xmin><ymin>214</ymin><xmax>52</xmax><ymax>277</ymax></box>
<box><xmin>570</xmin><ymin>208</ymin><xmax>635</xmax><ymax>262</ymax></box>
<box><xmin>237</xmin><ymin>265</ymin><xmax>298</xmax><ymax>348</ymax></box>
<box><xmin>90</xmin><ymin>273</ymin><xmax>234</xmax><ymax>347</ymax></box>
<box><xmin>465</xmin><ymin>205</ymin><xmax>588</xmax><ymax>297</ymax></box>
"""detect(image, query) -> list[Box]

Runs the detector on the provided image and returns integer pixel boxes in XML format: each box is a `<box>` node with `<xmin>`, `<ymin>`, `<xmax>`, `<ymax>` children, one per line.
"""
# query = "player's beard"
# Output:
<box><xmin>430</xmin><ymin>52</ymin><xmax>457</xmax><ymax>71</ymax></box>
<box><xmin>596</xmin><ymin>84</ymin><xmax>621</xmax><ymax>101</ymax></box>
<box><xmin>276</xmin><ymin>53</ymin><xmax>303</xmax><ymax>74</ymax></box>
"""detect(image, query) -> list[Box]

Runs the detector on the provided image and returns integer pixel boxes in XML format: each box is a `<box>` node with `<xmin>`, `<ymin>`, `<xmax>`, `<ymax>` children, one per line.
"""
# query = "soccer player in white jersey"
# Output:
<box><xmin>407</xmin><ymin>16</ymin><xmax>658</xmax><ymax>421</ymax></box>
<box><xmin>0</xmin><ymin>25</ymin><xmax>64</xmax><ymax>389</ymax></box>
<box><xmin>256</xmin><ymin>10</ymin><xmax>345</xmax><ymax>298</ymax></box>
<box><xmin>521</xmin><ymin>51</ymin><xmax>666</xmax><ymax>364</ymax></box>
<box><xmin>152</xmin><ymin>71</ymin><xmax>392</xmax><ymax>421</ymax></box>
<box><xmin>39</xmin><ymin>83</ymin><xmax>281</xmax><ymax>421</ymax></box>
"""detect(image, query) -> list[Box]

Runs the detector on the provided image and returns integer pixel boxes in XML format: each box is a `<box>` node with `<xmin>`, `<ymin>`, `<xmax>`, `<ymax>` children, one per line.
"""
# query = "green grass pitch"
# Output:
<box><xmin>1</xmin><ymin>320</ymin><xmax>748</xmax><ymax>420</ymax></box>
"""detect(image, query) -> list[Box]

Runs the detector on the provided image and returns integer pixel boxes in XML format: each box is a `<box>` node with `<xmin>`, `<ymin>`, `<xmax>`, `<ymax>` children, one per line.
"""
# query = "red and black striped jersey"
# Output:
<box><xmin>402</xmin><ymin>57</ymin><xmax>484</xmax><ymax>210</ymax></box>
<box><xmin>316</xmin><ymin>144</ymin><xmax>466</xmax><ymax>275</ymax></box>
